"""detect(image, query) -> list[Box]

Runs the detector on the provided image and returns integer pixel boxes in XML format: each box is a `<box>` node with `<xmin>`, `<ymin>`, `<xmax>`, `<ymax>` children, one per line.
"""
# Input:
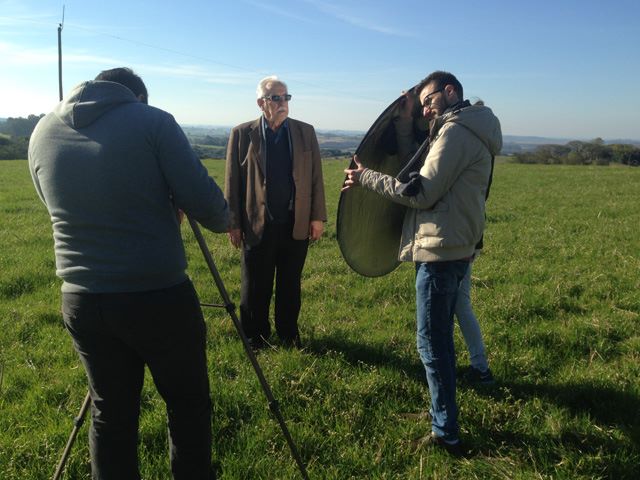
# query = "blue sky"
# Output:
<box><xmin>1</xmin><ymin>0</ymin><xmax>639</xmax><ymax>139</ymax></box>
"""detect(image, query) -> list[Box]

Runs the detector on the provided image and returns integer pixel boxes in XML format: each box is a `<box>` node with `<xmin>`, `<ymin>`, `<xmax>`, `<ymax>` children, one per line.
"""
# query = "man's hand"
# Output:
<box><xmin>228</xmin><ymin>228</ymin><xmax>243</xmax><ymax>248</ymax></box>
<box><xmin>309</xmin><ymin>220</ymin><xmax>324</xmax><ymax>241</ymax></box>
<box><xmin>342</xmin><ymin>155</ymin><xmax>366</xmax><ymax>191</ymax></box>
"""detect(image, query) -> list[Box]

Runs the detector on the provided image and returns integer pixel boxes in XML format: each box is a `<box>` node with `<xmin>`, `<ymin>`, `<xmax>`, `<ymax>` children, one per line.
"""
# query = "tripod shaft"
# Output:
<box><xmin>188</xmin><ymin>218</ymin><xmax>310</xmax><ymax>480</ymax></box>
<box><xmin>52</xmin><ymin>391</ymin><xmax>91</xmax><ymax>480</ymax></box>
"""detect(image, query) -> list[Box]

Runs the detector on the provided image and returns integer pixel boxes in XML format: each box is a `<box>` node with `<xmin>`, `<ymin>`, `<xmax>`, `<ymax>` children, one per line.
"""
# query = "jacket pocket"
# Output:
<box><xmin>415</xmin><ymin>200</ymin><xmax>448</xmax><ymax>240</ymax></box>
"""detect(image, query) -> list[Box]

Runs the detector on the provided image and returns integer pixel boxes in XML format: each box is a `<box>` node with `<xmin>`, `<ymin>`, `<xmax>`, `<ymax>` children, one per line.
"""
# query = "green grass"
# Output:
<box><xmin>1</xmin><ymin>159</ymin><xmax>639</xmax><ymax>479</ymax></box>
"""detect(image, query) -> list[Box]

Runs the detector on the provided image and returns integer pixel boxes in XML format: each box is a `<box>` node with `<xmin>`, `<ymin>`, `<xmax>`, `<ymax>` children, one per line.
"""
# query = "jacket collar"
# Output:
<box><xmin>443</xmin><ymin>99</ymin><xmax>471</xmax><ymax>115</ymax></box>
<box><xmin>248</xmin><ymin>119</ymin><xmax>265</xmax><ymax>174</ymax></box>
<box><xmin>430</xmin><ymin>100</ymin><xmax>472</xmax><ymax>138</ymax></box>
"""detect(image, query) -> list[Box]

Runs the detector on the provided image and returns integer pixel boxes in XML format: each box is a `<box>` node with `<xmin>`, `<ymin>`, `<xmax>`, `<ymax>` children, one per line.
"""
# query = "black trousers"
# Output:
<box><xmin>62</xmin><ymin>280</ymin><xmax>214</xmax><ymax>480</ymax></box>
<box><xmin>240</xmin><ymin>221</ymin><xmax>309</xmax><ymax>342</ymax></box>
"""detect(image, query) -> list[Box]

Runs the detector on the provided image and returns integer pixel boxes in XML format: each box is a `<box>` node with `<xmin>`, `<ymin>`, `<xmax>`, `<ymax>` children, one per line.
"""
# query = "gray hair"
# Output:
<box><xmin>256</xmin><ymin>75</ymin><xmax>287</xmax><ymax>99</ymax></box>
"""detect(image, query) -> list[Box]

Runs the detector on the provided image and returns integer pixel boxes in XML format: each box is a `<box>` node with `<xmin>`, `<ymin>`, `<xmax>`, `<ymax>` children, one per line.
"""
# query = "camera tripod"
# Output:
<box><xmin>52</xmin><ymin>217</ymin><xmax>310</xmax><ymax>480</ymax></box>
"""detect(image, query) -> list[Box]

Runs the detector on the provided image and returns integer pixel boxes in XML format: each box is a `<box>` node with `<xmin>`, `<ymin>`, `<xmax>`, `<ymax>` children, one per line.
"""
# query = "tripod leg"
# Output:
<box><xmin>188</xmin><ymin>218</ymin><xmax>310</xmax><ymax>480</ymax></box>
<box><xmin>52</xmin><ymin>390</ymin><xmax>91</xmax><ymax>480</ymax></box>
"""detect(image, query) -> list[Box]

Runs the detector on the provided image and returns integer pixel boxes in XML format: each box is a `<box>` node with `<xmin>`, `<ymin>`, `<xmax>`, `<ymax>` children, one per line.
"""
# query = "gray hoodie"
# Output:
<box><xmin>29</xmin><ymin>80</ymin><xmax>229</xmax><ymax>293</ymax></box>
<box><xmin>360</xmin><ymin>103</ymin><xmax>502</xmax><ymax>262</ymax></box>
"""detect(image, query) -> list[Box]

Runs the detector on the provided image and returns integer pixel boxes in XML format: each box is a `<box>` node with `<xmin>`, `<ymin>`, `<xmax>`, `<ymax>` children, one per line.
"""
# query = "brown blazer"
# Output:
<box><xmin>224</xmin><ymin>117</ymin><xmax>327</xmax><ymax>247</ymax></box>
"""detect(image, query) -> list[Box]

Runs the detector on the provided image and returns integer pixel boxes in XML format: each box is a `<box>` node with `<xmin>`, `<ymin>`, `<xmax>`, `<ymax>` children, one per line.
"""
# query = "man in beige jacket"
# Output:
<box><xmin>344</xmin><ymin>71</ymin><xmax>502</xmax><ymax>455</ymax></box>
<box><xmin>225</xmin><ymin>76</ymin><xmax>327</xmax><ymax>349</ymax></box>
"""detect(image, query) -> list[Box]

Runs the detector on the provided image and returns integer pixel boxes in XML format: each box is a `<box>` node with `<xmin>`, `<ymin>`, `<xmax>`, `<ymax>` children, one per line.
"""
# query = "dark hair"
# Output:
<box><xmin>95</xmin><ymin>67</ymin><xmax>148</xmax><ymax>103</ymax></box>
<box><xmin>415</xmin><ymin>70</ymin><xmax>463</xmax><ymax>99</ymax></box>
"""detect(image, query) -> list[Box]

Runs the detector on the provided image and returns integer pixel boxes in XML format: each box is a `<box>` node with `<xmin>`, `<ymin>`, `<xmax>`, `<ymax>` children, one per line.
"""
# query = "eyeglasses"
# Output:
<box><xmin>263</xmin><ymin>94</ymin><xmax>292</xmax><ymax>102</ymax></box>
<box><xmin>422</xmin><ymin>88</ymin><xmax>444</xmax><ymax>108</ymax></box>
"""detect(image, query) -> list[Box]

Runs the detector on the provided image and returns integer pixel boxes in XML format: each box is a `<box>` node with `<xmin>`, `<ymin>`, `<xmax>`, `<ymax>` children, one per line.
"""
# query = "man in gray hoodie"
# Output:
<box><xmin>343</xmin><ymin>71</ymin><xmax>502</xmax><ymax>455</ymax></box>
<box><xmin>29</xmin><ymin>67</ymin><xmax>228</xmax><ymax>479</ymax></box>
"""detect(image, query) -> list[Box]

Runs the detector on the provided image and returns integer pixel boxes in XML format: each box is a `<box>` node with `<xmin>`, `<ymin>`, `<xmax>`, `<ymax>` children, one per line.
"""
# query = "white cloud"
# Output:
<box><xmin>0</xmin><ymin>41</ymin><xmax>254</xmax><ymax>87</ymax></box>
<box><xmin>302</xmin><ymin>0</ymin><xmax>418</xmax><ymax>38</ymax></box>
<box><xmin>241</xmin><ymin>0</ymin><xmax>417</xmax><ymax>38</ymax></box>
<box><xmin>0</xmin><ymin>11</ymin><xmax>57</xmax><ymax>28</ymax></box>
<box><xmin>0</xmin><ymin>79</ymin><xmax>58</xmax><ymax>116</ymax></box>
<box><xmin>0</xmin><ymin>41</ymin><xmax>54</xmax><ymax>65</ymax></box>
<box><xmin>241</xmin><ymin>0</ymin><xmax>320</xmax><ymax>25</ymax></box>
<box><xmin>139</xmin><ymin>63</ymin><xmax>254</xmax><ymax>86</ymax></box>
<box><xmin>0</xmin><ymin>41</ymin><xmax>124</xmax><ymax>67</ymax></box>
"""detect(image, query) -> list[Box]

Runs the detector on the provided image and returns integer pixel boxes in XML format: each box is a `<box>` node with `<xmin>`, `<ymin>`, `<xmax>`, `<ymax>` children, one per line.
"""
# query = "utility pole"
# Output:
<box><xmin>58</xmin><ymin>5</ymin><xmax>65</xmax><ymax>101</ymax></box>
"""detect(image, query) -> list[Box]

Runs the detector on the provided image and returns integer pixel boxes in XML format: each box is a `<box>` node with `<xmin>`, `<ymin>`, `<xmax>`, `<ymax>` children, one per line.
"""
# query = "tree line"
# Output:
<box><xmin>0</xmin><ymin>114</ymin><xmax>45</xmax><ymax>137</ymax></box>
<box><xmin>3</xmin><ymin>116</ymin><xmax>638</xmax><ymax>165</ymax></box>
<box><xmin>0</xmin><ymin>115</ymin><xmax>45</xmax><ymax>160</ymax></box>
<box><xmin>512</xmin><ymin>138</ymin><xmax>640</xmax><ymax>166</ymax></box>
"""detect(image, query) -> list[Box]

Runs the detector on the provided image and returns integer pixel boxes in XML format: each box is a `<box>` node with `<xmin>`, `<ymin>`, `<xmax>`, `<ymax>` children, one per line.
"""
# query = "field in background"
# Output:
<box><xmin>1</xmin><ymin>159</ymin><xmax>639</xmax><ymax>479</ymax></box>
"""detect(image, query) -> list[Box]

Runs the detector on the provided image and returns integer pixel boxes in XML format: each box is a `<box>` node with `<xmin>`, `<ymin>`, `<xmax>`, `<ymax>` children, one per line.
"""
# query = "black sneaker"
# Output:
<box><xmin>424</xmin><ymin>433</ymin><xmax>467</xmax><ymax>457</ymax></box>
<box><xmin>463</xmin><ymin>366</ymin><xmax>495</xmax><ymax>385</ymax></box>
<box><xmin>280</xmin><ymin>334</ymin><xmax>302</xmax><ymax>349</ymax></box>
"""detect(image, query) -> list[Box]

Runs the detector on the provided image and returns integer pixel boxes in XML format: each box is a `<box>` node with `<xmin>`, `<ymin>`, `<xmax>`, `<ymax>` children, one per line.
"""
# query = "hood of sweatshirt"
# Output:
<box><xmin>434</xmin><ymin>102</ymin><xmax>503</xmax><ymax>156</ymax></box>
<box><xmin>54</xmin><ymin>80</ymin><xmax>139</xmax><ymax>129</ymax></box>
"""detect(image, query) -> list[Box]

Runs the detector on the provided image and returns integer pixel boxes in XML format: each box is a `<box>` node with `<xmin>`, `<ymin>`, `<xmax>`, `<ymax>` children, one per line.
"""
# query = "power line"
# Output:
<box><xmin>71</xmin><ymin>23</ymin><xmax>267</xmax><ymax>76</ymax></box>
<box><xmin>0</xmin><ymin>13</ymin><xmax>383</xmax><ymax>104</ymax></box>
<box><xmin>68</xmin><ymin>23</ymin><xmax>381</xmax><ymax>103</ymax></box>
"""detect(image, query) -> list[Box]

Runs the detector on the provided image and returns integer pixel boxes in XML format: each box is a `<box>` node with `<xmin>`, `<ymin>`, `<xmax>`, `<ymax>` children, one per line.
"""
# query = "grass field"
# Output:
<box><xmin>1</xmin><ymin>158</ymin><xmax>639</xmax><ymax>479</ymax></box>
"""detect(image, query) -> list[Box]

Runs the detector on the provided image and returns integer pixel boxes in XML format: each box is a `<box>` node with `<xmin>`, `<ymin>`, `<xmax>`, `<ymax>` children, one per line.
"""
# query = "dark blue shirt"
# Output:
<box><xmin>262</xmin><ymin>118</ymin><xmax>294</xmax><ymax>224</ymax></box>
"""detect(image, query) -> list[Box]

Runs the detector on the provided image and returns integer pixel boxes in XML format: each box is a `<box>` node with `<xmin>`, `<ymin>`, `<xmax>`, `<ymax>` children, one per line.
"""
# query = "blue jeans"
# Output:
<box><xmin>455</xmin><ymin>262</ymin><xmax>489</xmax><ymax>372</ymax></box>
<box><xmin>415</xmin><ymin>260</ymin><xmax>469</xmax><ymax>441</ymax></box>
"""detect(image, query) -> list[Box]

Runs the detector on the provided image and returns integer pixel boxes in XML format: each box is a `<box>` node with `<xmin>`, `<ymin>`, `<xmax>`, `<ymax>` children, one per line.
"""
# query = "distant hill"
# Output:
<box><xmin>182</xmin><ymin>126</ymin><xmax>640</xmax><ymax>155</ymax></box>
<box><xmin>181</xmin><ymin>125</ymin><xmax>232</xmax><ymax>136</ymax></box>
<box><xmin>501</xmin><ymin>135</ymin><xmax>640</xmax><ymax>155</ymax></box>
<box><xmin>181</xmin><ymin>125</ymin><xmax>364</xmax><ymax>156</ymax></box>
<box><xmin>315</xmin><ymin>130</ymin><xmax>363</xmax><ymax>152</ymax></box>
<box><xmin>2</xmin><ymin>117</ymin><xmax>637</xmax><ymax>160</ymax></box>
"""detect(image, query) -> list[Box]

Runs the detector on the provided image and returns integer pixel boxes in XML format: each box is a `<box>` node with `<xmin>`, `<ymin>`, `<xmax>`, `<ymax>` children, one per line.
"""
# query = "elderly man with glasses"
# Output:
<box><xmin>343</xmin><ymin>71</ymin><xmax>502</xmax><ymax>455</ymax></box>
<box><xmin>225</xmin><ymin>76</ymin><xmax>327</xmax><ymax>350</ymax></box>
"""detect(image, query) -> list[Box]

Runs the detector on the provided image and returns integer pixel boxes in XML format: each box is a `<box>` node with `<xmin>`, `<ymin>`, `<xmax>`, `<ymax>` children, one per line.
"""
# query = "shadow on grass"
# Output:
<box><xmin>308</xmin><ymin>334</ymin><xmax>639</xmax><ymax>472</ymax></box>
<box><xmin>306</xmin><ymin>333</ymin><xmax>425</xmax><ymax>383</ymax></box>
<box><xmin>467</xmin><ymin>423</ymin><xmax>640</xmax><ymax>479</ymax></box>
<box><xmin>293</xmin><ymin>334</ymin><xmax>640</xmax><ymax>443</ymax></box>
<box><xmin>475</xmin><ymin>379</ymin><xmax>640</xmax><ymax>448</ymax></box>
